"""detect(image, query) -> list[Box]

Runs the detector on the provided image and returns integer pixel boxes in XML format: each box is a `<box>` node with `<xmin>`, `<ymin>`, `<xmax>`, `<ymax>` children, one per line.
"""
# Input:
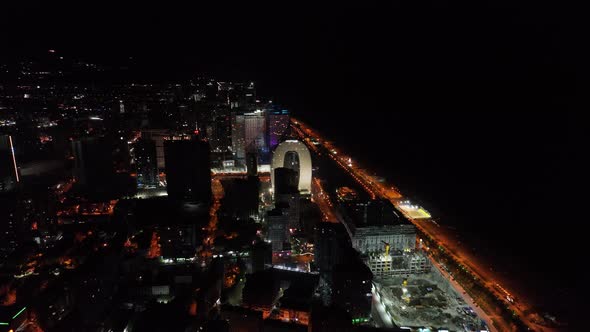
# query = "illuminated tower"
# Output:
<box><xmin>134</xmin><ymin>138</ymin><xmax>158</xmax><ymax>189</ymax></box>
<box><xmin>231</xmin><ymin>112</ymin><xmax>246</xmax><ymax>161</ymax></box>
<box><xmin>271</xmin><ymin>140</ymin><xmax>312</xmax><ymax>194</ymax></box>
<box><xmin>232</xmin><ymin>110</ymin><xmax>268</xmax><ymax>164</ymax></box>
<box><xmin>244</xmin><ymin>110</ymin><xmax>267</xmax><ymax>161</ymax></box>
<box><xmin>268</xmin><ymin>109</ymin><xmax>290</xmax><ymax>150</ymax></box>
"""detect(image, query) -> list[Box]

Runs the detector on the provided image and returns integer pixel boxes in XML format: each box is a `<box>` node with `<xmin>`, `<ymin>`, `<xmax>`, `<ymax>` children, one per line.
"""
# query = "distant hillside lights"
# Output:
<box><xmin>0</xmin><ymin>119</ymin><xmax>16</xmax><ymax>127</ymax></box>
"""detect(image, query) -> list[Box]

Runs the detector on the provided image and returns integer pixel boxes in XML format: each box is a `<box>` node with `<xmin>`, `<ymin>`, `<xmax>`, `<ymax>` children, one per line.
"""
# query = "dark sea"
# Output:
<box><xmin>250</xmin><ymin>4</ymin><xmax>588</xmax><ymax>327</ymax></box>
<box><xmin>297</xmin><ymin>103</ymin><xmax>586</xmax><ymax>327</ymax></box>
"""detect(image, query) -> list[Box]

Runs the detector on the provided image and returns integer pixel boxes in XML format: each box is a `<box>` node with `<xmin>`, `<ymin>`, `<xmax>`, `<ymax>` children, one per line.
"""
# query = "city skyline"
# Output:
<box><xmin>0</xmin><ymin>2</ymin><xmax>584</xmax><ymax>331</ymax></box>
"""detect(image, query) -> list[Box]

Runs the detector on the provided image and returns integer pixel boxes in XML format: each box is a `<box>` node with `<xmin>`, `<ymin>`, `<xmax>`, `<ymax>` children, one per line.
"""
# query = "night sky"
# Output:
<box><xmin>2</xmin><ymin>0</ymin><xmax>588</xmax><ymax>323</ymax></box>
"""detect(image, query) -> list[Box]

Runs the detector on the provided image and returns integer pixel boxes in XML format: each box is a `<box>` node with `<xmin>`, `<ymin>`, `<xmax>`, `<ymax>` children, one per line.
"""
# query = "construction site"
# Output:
<box><xmin>373</xmin><ymin>269</ymin><xmax>489</xmax><ymax>332</ymax></box>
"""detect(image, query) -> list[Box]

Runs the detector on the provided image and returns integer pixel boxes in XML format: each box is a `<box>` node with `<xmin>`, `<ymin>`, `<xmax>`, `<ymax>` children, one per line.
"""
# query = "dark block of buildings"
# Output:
<box><xmin>251</xmin><ymin>241</ymin><xmax>272</xmax><ymax>272</ymax></box>
<box><xmin>71</xmin><ymin>136</ymin><xmax>114</xmax><ymax>189</ymax></box>
<box><xmin>242</xmin><ymin>270</ymin><xmax>279</xmax><ymax>311</ymax></box>
<box><xmin>221</xmin><ymin>305</ymin><xmax>263</xmax><ymax>332</ymax></box>
<box><xmin>332</xmin><ymin>256</ymin><xmax>373</xmax><ymax>320</ymax></box>
<box><xmin>314</xmin><ymin>223</ymin><xmax>350</xmax><ymax>276</ymax></box>
<box><xmin>220</xmin><ymin>176</ymin><xmax>259</xmax><ymax>220</ymax></box>
<box><xmin>0</xmin><ymin>193</ymin><xmax>18</xmax><ymax>258</ymax></box>
<box><xmin>246</xmin><ymin>151</ymin><xmax>258</xmax><ymax>176</ymax></box>
<box><xmin>309</xmin><ymin>303</ymin><xmax>353</xmax><ymax>332</ymax></box>
<box><xmin>164</xmin><ymin>138</ymin><xmax>212</xmax><ymax>202</ymax></box>
<box><xmin>273</xmin><ymin>167</ymin><xmax>298</xmax><ymax>197</ymax></box>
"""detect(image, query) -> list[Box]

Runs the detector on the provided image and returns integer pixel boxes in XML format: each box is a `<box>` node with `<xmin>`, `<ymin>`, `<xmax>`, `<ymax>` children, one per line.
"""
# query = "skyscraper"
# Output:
<box><xmin>315</xmin><ymin>223</ymin><xmax>349</xmax><ymax>276</ymax></box>
<box><xmin>244</xmin><ymin>110</ymin><xmax>267</xmax><ymax>161</ymax></box>
<box><xmin>141</xmin><ymin>129</ymin><xmax>169</xmax><ymax>172</ymax></box>
<box><xmin>164</xmin><ymin>138</ymin><xmax>212</xmax><ymax>202</ymax></box>
<box><xmin>71</xmin><ymin>136</ymin><xmax>113</xmax><ymax>188</ymax></box>
<box><xmin>251</xmin><ymin>241</ymin><xmax>272</xmax><ymax>272</ymax></box>
<box><xmin>0</xmin><ymin>135</ymin><xmax>19</xmax><ymax>192</ymax></box>
<box><xmin>267</xmin><ymin>207</ymin><xmax>289</xmax><ymax>252</ymax></box>
<box><xmin>208</xmin><ymin>115</ymin><xmax>232</xmax><ymax>153</ymax></box>
<box><xmin>273</xmin><ymin>168</ymin><xmax>301</xmax><ymax>230</ymax></box>
<box><xmin>231</xmin><ymin>112</ymin><xmax>246</xmax><ymax>161</ymax></box>
<box><xmin>268</xmin><ymin>109</ymin><xmax>290</xmax><ymax>151</ymax></box>
<box><xmin>134</xmin><ymin>138</ymin><xmax>158</xmax><ymax>189</ymax></box>
<box><xmin>246</xmin><ymin>151</ymin><xmax>258</xmax><ymax>176</ymax></box>
<box><xmin>231</xmin><ymin>110</ymin><xmax>268</xmax><ymax>164</ymax></box>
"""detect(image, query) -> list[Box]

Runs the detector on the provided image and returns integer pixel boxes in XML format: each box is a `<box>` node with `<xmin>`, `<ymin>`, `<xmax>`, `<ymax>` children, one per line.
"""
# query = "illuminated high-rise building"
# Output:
<box><xmin>232</xmin><ymin>110</ymin><xmax>268</xmax><ymax>163</ymax></box>
<box><xmin>133</xmin><ymin>138</ymin><xmax>158</xmax><ymax>189</ymax></box>
<box><xmin>268</xmin><ymin>109</ymin><xmax>290</xmax><ymax>150</ymax></box>
<box><xmin>0</xmin><ymin>135</ymin><xmax>19</xmax><ymax>192</ymax></box>
<box><xmin>231</xmin><ymin>112</ymin><xmax>246</xmax><ymax>161</ymax></box>
<box><xmin>164</xmin><ymin>138</ymin><xmax>212</xmax><ymax>202</ymax></box>
<box><xmin>244</xmin><ymin>110</ymin><xmax>267</xmax><ymax>160</ymax></box>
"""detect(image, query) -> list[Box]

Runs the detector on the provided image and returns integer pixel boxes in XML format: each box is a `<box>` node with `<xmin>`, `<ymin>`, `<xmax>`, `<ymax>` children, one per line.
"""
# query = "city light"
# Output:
<box><xmin>12</xmin><ymin>307</ymin><xmax>26</xmax><ymax>319</ymax></box>
<box><xmin>8</xmin><ymin>135</ymin><xmax>19</xmax><ymax>183</ymax></box>
<box><xmin>0</xmin><ymin>37</ymin><xmax>560</xmax><ymax>332</ymax></box>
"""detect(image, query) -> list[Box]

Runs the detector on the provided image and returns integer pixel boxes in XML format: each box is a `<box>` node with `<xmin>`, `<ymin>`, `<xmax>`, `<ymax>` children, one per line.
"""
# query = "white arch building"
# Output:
<box><xmin>271</xmin><ymin>140</ymin><xmax>312</xmax><ymax>194</ymax></box>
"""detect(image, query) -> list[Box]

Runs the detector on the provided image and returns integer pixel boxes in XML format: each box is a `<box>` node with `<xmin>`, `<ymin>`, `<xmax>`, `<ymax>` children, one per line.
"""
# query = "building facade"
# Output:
<box><xmin>267</xmin><ymin>208</ymin><xmax>289</xmax><ymax>252</ymax></box>
<box><xmin>231</xmin><ymin>112</ymin><xmax>246</xmax><ymax>161</ymax></box>
<box><xmin>351</xmin><ymin>224</ymin><xmax>416</xmax><ymax>254</ymax></box>
<box><xmin>268</xmin><ymin>110</ymin><xmax>290</xmax><ymax>151</ymax></box>
<box><xmin>141</xmin><ymin>129</ymin><xmax>169</xmax><ymax>172</ymax></box>
<box><xmin>365</xmin><ymin>250</ymin><xmax>430</xmax><ymax>276</ymax></box>
<box><xmin>134</xmin><ymin>138</ymin><xmax>159</xmax><ymax>189</ymax></box>
<box><xmin>271</xmin><ymin>140</ymin><xmax>312</xmax><ymax>194</ymax></box>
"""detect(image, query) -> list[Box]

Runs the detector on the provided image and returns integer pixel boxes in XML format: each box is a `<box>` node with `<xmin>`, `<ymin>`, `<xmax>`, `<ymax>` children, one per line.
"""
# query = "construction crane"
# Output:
<box><xmin>381</xmin><ymin>240</ymin><xmax>390</xmax><ymax>256</ymax></box>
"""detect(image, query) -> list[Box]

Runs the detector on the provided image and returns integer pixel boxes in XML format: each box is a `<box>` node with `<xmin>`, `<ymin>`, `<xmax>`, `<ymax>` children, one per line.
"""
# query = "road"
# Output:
<box><xmin>372</xmin><ymin>287</ymin><xmax>396</xmax><ymax>329</ymax></box>
<box><xmin>430</xmin><ymin>255</ymin><xmax>501</xmax><ymax>332</ymax></box>
<box><xmin>310</xmin><ymin>177</ymin><xmax>339</xmax><ymax>223</ymax></box>
<box><xmin>200</xmin><ymin>177</ymin><xmax>224</xmax><ymax>263</ymax></box>
<box><xmin>291</xmin><ymin>118</ymin><xmax>560</xmax><ymax>332</ymax></box>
